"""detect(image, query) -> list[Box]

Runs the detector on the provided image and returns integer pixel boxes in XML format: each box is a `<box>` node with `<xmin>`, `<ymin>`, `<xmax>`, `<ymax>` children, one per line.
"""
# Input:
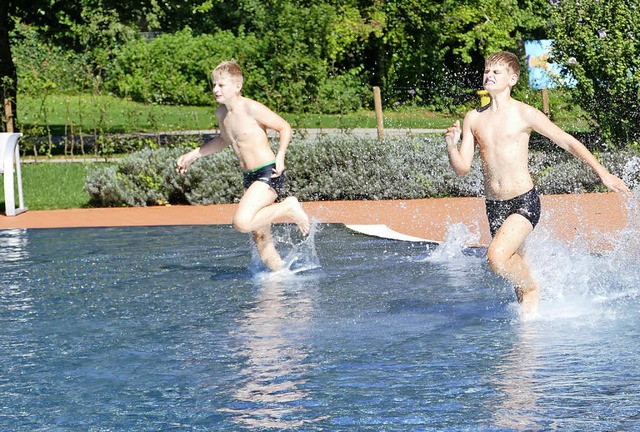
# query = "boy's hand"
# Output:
<box><xmin>176</xmin><ymin>151</ymin><xmax>198</xmax><ymax>174</ymax></box>
<box><xmin>601</xmin><ymin>172</ymin><xmax>631</xmax><ymax>193</ymax></box>
<box><xmin>445</xmin><ymin>120</ymin><xmax>462</xmax><ymax>147</ymax></box>
<box><xmin>273</xmin><ymin>155</ymin><xmax>285</xmax><ymax>177</ymax></box>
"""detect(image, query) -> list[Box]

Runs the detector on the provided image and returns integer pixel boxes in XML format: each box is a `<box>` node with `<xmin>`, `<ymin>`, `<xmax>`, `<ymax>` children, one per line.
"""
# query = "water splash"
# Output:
<box><xmin>526</xmin><ymin>191</ymin><xmax>640</xmax><ymax>323</ymax></box>
<box><xmin>281</xmin><ymin>218</ymin><xmax>322</xmax><ymax>273</ymax></box>
<box><xmin>426</xmin><ymin>222</ymin><xmax>483</xmax><ymax>262</ymax></box>
<box><xmin>622</xmin><ymin>155</ymin><xmax>640</xmax><ymax>189</ymax></box>
<box><xmin>251</xmin><ymin>219</ymin><xmax>322</xmax><ymax>277</ymax></box>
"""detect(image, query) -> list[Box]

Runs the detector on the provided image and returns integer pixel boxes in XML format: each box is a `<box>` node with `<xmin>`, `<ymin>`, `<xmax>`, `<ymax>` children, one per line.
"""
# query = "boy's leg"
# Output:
<box><xmin>253</xmin><ymin>225</ymin><xmax>284</xmax><ymax>271</ymax></box>
<box><xmin>233</xmin><ymin>182</ymin><xmax>310</xmax><ymax>235</ymax></box>
<box><xmin>486</xmin><ymin>215</ymin><xmax>539</xmax><ymax>314</ymax></box>
<box><xmin>233</xmin><ymin>181</ymin><xmax>309</xmax><ymax>271</ymax></box>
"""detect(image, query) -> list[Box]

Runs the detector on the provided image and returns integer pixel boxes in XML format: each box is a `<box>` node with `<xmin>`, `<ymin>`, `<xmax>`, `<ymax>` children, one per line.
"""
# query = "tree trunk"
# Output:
<box><xmin>0</xmin><ymin>0</ymin><xmax>17</xmax><ymax>131</ymax></box>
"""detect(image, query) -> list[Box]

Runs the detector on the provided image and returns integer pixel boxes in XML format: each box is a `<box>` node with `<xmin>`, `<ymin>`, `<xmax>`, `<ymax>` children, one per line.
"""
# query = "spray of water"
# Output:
<box><xmin>426</xmin><ymin>222</ymin><xmax>483</xmax><ymax>262</ymax></box>
<box><xmin>252</xmin><ymin>218</ymin><xmax>322</xmax><ymax>279</ymax></box>
<box><xmin>622</xmin><ymin>155</ymin><xmax>640</xmax><ymax>189</ymax></box>
<box><xmin>526</xmin><ymin>191</ymin><xmax>640</xmax><ymax>322</ymax></box>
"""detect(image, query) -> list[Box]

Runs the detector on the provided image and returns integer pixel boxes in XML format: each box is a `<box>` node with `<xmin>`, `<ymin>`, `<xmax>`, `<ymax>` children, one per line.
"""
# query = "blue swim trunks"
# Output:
<box><xmin>242</xmin><ymin>162</ymin><xmax>285</xmax><ymax>197</ymax></box>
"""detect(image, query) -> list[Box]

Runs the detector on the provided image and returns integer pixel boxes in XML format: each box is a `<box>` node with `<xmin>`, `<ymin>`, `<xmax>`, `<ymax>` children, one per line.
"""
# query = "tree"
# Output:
<box><xmin>549</xmin><ymin>0</ymin><xmax>640</xmax><ymax>148</ymax></box>
<box><xmin>1</xmin><ymin>0</ymin><xmax>166</xmax><ymax>129</ymax></box>
<box><xmin>351</xmin><ymin>0</ymin><xmax>549</xmax><ymax>111</ymax></box>
<box><xmin>1</xmin><ymin>0</ymin><xmax>19</xmax><ymax>129</ymax></box>
<box><xmin>439</xmin><ymin>0</ymin><xmax>548</xmax><ymax>63</ymax></box>
<box><xmin>4</xmin><ymin>0</ymin><xmax>559</xmax><ymax>121</ymax></box>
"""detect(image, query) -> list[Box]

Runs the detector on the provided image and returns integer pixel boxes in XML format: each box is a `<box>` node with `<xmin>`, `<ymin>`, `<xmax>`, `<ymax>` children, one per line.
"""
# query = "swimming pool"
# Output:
<box><xmin>1</xmin><ymin>219</ymin><xmax>639</xmax><ymax>430</ymax></box>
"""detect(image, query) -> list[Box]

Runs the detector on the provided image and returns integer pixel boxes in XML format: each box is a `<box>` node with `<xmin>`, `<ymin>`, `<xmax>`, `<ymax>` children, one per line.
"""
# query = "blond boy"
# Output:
<box><xmin>445</xmin><ymin>51</ymin><xmax>629</xmax><ymax>316</ymax></box>
<box><xmin>177</xmin><ymin>61</ymin><xmax>310</xmax><ymax>271</ymax></box>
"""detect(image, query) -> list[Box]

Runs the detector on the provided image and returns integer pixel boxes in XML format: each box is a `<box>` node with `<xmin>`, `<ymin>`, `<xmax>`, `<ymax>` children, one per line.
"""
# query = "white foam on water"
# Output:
<box><xmin>524</xmin><ymin>191</ymin><xmax>640</xmax><ymax>324</ymax></box>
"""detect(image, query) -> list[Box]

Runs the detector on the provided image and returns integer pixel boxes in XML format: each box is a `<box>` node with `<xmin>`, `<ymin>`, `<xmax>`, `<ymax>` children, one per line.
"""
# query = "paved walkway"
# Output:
<box><xmin>0</xmin><ymin>193</ymin><xmax>632</xmax><ymax>251</ymax></box>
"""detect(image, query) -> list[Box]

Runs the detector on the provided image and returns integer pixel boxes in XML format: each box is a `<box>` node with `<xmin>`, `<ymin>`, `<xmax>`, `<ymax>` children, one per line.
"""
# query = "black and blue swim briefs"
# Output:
<box><xmin>242</xmin><ymin>162</ymin><xmax>285</xmax><ymax>196</ymax></box>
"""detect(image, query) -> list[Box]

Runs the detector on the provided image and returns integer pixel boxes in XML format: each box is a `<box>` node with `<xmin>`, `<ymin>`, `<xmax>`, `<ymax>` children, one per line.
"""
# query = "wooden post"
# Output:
<box><xmin>541</xmin><ymin>88</ymin><xmax>550</xmax><ymax>117</ymax></box>
<box><xmin>3</xmin><ymin>98</ymin><xmax>14</xmax><ymax>132</ymax></box>
<box><xmin>373</xmin><ymin>86</ymin><xmax>384</xmax><ymax>140</ymax></box>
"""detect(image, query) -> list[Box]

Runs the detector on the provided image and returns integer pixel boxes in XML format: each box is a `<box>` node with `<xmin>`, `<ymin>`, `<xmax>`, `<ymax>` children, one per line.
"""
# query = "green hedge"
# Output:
<box><xmin>85</xmin><ymin>136</ymin><xmax>640</xmax><ymax>207</ymax></box>
<box><xmin>106</xmin><ymin>28</ymin><xmax>257</xmax><ymax>106</ymax></box>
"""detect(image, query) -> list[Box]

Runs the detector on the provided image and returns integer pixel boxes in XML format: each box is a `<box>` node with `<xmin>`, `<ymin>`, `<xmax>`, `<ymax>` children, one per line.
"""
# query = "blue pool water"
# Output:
<box><xmin>1</xmin><ymin>214</ymin><xmax>639</xmax><ymax>431</ymax></box>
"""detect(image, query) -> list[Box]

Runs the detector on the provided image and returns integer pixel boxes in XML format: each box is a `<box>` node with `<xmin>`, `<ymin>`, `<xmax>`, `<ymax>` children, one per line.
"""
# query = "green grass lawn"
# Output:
<box><xmin>18</xmin><ymin>92</ymin><xmax>590</xmax><ymax>136</ymax></box>
<box><xmin>19</xmin><ymin>94</ymin><xmax>458</xmax><ymax>134</ymax></box>
<box><xmin>1</xmin><ymin>162</ymin><xmax>93</xmax><ymax>211</ymax></box>
<box><xmin>19</xmin><ymin>94</ymin><xmax>219</xmax><ymax>135</ymax></box>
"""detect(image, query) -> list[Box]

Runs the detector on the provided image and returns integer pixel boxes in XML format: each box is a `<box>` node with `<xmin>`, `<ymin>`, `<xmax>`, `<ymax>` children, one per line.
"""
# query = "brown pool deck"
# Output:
<box><xmin>0</xmin><ymin>193</ymin><xmax>632</xmax><ymax>251</ymax></box>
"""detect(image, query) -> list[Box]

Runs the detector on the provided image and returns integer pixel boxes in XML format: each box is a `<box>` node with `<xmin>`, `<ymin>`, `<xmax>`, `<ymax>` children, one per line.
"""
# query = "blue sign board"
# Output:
<box><xmin>525</xmin><ymin>39</ymin><xmax>576</xmax><ymax>90</ymax></box>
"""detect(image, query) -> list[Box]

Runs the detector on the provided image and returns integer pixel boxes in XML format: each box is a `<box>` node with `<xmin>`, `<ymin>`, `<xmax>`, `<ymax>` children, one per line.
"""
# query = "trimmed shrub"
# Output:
<box><xmin>106</xmin><ymin>28</ymin><xmax>261</xmax><ymax>106</ymax></box>
<box><xmin>283</xmin><ymin>135</ymin><xmax>483</xmax><ymax>200</ymax></box>
<box><xmin>85</xmin><ymin>136</ymin><xmax>640</xmax><ymax>207</ymax></box>
<box><xmin>85</xmin><ymin>146</ymin><xmax>244</xmax><ymax>206</ymax></box>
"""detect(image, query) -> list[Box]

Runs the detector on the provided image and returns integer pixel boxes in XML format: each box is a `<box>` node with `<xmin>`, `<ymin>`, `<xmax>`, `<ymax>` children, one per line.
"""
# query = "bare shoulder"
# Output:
<box><xmin>243</xmin><ymin>97</ymin><xmax>272</xmax><ymax>115</ymax></box>
<box><xmin>463</xmin><ymin>108</ymin><xmax>481</xmax><ymax>126</ymax></box>
<box><xmin>242</xmin><ymin>97</ymin><xmax>289</xmax><ymax>130</ymax></box>
<box><xmin>514</xmin><ymin>100</ymin><xmax>544</xmax><ymax>120</ymax></box>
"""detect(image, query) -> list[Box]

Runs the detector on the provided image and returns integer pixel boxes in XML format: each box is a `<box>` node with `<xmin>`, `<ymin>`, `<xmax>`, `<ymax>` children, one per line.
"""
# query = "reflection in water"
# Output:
<box><xmin>492</xmin><ymin>326</ymin><xmax>542</xmax><ymax>431</ymax></box>
<box><xmin>0</xmin><ymin>229</ymin><xmax>32</xmax><ymax>315</ymax></box>
<box><xmin>220</xmin><ymin>272</ymin><xmax>323</xmax><ymax>428</ymax></box>
<box><xmin>0</xmin><ymin>228</ymin><xmax>29</xmax><ymax>262</ymax></box>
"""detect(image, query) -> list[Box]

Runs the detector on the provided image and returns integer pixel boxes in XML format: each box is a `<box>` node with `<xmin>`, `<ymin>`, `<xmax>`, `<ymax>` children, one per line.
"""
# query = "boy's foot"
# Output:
<box><xmin>284</xmin><ymin>197</ymin><xmax>310</xmax><ymax>236</ymax></box>
<box><xmin>519</xmin><ymin>289</ymin><xmax>540</xmax><ymax>320</ymax></box>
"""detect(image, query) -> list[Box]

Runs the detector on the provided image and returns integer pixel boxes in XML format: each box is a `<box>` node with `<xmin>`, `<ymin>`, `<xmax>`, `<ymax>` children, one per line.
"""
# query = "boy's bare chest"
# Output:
<box><xmin>221</xmin><ymin>112</ymin><xmax>263</xmax><ymax>143</ymax></box>
<box><xmin>472</xmin><ymin>111</ymin><xmax>528</xmax><ymax>147</ymax></box>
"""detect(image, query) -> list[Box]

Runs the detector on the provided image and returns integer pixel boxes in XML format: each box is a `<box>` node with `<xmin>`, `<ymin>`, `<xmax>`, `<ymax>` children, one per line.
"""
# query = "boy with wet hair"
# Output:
<box><xmin>445</xmin><ymin>51</ymin><xmax>629</xmax><ymax>316</ymax></box>
<box><xmin>177</xmin><ymin>60</ymin><xmax>310</xmax><ymax>271</ymax></box>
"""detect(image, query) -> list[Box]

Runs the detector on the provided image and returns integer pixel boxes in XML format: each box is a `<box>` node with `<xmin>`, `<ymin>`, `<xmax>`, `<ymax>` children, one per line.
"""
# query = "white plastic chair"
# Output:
<box><xmin>0</xmin><ymin>132</ymin><xmax>27</xmax><ymax>216</ymax></box>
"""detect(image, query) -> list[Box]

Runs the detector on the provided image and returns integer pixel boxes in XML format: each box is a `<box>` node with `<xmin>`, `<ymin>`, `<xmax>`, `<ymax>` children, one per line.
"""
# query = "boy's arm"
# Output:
<box><xmin>176</xmin><ymin>136</ymin><xmax>229</xmax><ymax>174</ymax></box>
<box><xmin>527</xmin><ymin>107</ymin><xmax>630</xmax><ymax>192</ymax></box>
<box><xmin>249</xmin><ymin>100</ymin><xmax>292</xmax><ymax>176</ymax></box>
<box><xmin>445</xmin><ymin>114</ymin><xmax>476</xmax><ymax>176</ymax></box>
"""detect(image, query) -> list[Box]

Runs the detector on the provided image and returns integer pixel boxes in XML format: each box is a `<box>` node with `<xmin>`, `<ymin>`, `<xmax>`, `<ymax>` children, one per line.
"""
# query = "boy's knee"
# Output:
<box><xmin>232</xmin><ymin>215</ymin><xmax>252</xmax><ymax>233</ymax></box>
<box><xmin>486</xmin><ymin>249</ymin><xmax>508</xmax><ymax>275</ymax></box>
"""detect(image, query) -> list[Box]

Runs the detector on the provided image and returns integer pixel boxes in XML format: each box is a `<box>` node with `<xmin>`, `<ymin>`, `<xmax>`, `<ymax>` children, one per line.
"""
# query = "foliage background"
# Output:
<box><xmin>3</xmin><ymin>0</ymin><xmax>640</xmax><ymax>150</ymax></box>
<box><xmin>548</xmin><ymin>0</ymin><xmax>640</xmax><ymax>148</ymax></box>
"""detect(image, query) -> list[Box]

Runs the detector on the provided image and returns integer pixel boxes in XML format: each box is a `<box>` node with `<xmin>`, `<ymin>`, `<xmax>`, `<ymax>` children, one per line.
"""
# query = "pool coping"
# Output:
<box><xmin>0</xmin><ymin>193</ymin><xmax>631</xmax><ymax>251</ymax></box>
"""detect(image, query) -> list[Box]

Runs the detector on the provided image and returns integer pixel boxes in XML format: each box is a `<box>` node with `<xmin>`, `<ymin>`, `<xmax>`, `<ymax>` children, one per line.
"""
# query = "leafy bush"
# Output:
<box><xmin>104</xmin><ymin>26</ymin><xmax>368</xmax><ymax>113</ymax></box>
<box><xmin>85</xmin><ymin>136</ymin><xmax>639</xmax><ymax>208</ymax></box>
<box><xmin>283</xmin><ymin>135</ymin><xmax>483</xmax><ymax>200</ymax></box>
<box><xmin>12</xmin><ymin>23</ymin><xmax>94</xmax><ymax>95</ymax></box>
<box><xmin>549</xmin><ymin>0</ymin><xmax>640</xmax><ymax>148</ymax></box>
<box><xmin>85</xmin><ymin>146</ymin><xmax>242</xmax><ymax>206</ymax></box>
<box><xmin>106</xmin><ymin>28</ymin><xmax>261</xmax><ymax>106</ymax></box>
<box><xmin>85</xmin><ymin>147</ymin><xmax>190</xmax><ymax>206</ymax></box>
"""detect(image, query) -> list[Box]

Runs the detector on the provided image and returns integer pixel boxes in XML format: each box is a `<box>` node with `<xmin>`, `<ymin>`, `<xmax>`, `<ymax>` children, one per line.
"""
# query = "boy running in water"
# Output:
<box><xmin>445</xmin><ymin>51</ymin><xmax>629</xmax><ymax>316</ymax></box>
<box><xmin>177</xmin><ymin>60</ymin><xmax>310</xmax><ymax>271</ymax></box>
